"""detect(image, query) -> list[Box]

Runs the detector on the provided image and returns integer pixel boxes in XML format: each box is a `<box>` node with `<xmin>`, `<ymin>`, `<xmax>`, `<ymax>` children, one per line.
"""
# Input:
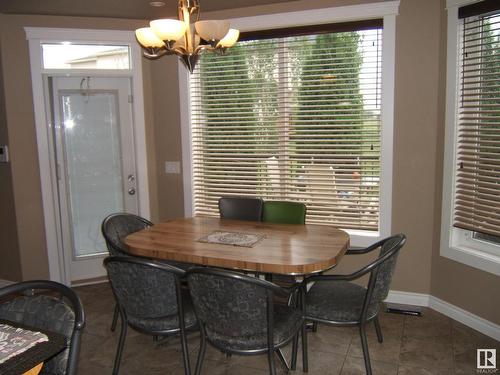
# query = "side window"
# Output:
<box><xmin>441</xmin><ymin>0</ymin><xmax>500</xmax><ymax>275</ymax></box>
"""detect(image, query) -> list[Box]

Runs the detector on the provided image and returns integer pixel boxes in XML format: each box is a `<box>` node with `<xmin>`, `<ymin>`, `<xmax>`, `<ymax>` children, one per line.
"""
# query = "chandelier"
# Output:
<box><xmin>135</xmin><ymin>0</ymin><xmax>240</xmax><ymax>73</ymax></box>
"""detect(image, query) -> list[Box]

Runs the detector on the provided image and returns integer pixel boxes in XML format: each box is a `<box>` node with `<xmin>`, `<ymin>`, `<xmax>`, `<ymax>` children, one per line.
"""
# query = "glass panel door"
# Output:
<box><xmin>52</xmin><ymin>76</ymin><xmax>137</xmax><ymax>282</ymax></box>
<box><xmin>61</xmin><ymin>90</ymin><xmax>125</xmax><ymax>257</ymax></box>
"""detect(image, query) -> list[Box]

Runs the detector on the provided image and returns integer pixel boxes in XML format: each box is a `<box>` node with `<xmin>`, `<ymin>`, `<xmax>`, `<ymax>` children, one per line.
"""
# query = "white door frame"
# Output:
<box><xmin>25</xmin><ymin>27</ymin><xmax>150</xmax><ymax>284</ymax></box>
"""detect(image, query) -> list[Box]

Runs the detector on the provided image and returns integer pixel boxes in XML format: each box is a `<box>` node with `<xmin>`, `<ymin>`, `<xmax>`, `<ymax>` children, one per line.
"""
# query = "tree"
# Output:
<box><xmin>292</xmin><ymin>32</ymin><xmax>363</xmax><ymax>165</ymax></box>
<box><xmin>196</xmin><ymin>41</ymin><xmax>279</xmax><ymax>198</ymax></box>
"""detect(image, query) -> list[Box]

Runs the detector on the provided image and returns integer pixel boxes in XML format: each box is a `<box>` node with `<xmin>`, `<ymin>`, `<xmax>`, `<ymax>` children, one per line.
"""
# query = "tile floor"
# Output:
<box><xmin>75</xmin><ymin>283</ymin><xmax>500</xmax><ymax>375</ymax></box>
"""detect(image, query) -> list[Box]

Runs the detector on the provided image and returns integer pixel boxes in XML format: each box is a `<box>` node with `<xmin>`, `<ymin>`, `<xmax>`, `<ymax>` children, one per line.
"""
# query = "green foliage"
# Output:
<box><xmin>199</xmin><ymin>41</ymin><xmax>279</xmax><ymax>152</ymax></box>
<box><xmin>292</xmin><ymin>32</ymin><xmax>364</xmax><ymax>163</ymax></box>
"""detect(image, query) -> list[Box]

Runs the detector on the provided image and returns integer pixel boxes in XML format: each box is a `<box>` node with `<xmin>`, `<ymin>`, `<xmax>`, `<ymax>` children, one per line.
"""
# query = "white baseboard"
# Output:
<box><xmin>385</xmin><ymin>290</ymin><xmax>500</xmax><ymax>342</ymax></box>
<box><xmin>429</xmin><ymin>296</ymin><xmax>500</xmax><ymax>342</ymax></box>
<box><xmin>385</xmin><ymin>290</ymin><xmax>430</xmax><ymax>307</ymax></box>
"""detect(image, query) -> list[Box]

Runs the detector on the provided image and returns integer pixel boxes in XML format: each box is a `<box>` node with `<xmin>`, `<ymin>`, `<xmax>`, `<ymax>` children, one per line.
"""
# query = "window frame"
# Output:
<box><xmin>441</xmin><ymin>0</ymin><xmax>500</xmax><ymax>276</ymax></box>
<box><xmin>179</xmin><ymin>1</ymin><xmax>399</xmax><ymax>247</ymax></box>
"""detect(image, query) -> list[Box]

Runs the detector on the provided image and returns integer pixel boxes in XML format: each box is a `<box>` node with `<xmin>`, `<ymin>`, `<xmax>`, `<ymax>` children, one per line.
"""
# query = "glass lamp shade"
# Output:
<box><xmin>218</xmin><ymin>29</ymin><xmax>240</xmax><ymax>48</ymax></box>
<box><xmin>150</xmin><ymin>19</ymin><xmax>187</xmax><ymax>42</ymax></box>
<box><xmin>195</xmin><ymin>20</ymin><xmax>230</xmax><ymax>41</ymax></box>
<box><xmin>135</xmin><ymin>27</ymin><xmax>165</xmax><ymax>48</ymax></box>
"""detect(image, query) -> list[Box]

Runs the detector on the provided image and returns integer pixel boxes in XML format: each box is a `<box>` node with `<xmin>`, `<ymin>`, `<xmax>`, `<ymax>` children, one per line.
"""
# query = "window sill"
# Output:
<box><xmin>346</xmin><ymin>229</ymin><xmax>381</xmax><ymax>248</ymax></box>
<box><xmin>441</xmin><ymin>236</ymin><xmax>500</xmax><ymax>276</ymax></box>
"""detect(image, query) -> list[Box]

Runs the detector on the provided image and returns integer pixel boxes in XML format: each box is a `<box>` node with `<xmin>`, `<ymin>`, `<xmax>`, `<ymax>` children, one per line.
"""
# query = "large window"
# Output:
<box><xmin>190</xmin><ymin>21</ymin><xmax>383</xmax><ymax>232</ymax></box>
<box><xmin>441</xmin><ymin>0</ymin><xmax>500</xmax><ymax>275</ymax></box>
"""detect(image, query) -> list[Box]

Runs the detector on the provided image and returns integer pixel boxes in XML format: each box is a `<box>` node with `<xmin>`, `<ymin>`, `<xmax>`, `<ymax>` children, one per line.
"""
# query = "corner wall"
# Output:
<box><xmin>0</xmin><ymin>21</ymin><xmax>22</xmax><ymax>281</ymax></box>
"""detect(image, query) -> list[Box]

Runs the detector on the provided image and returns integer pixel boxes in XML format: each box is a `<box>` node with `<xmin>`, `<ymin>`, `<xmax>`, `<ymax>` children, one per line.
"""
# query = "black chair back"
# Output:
<box><xmin>369</xmin><ymin>234</ymin><xmax>406</xmax><ymax>304</ymax></box>
<box><xmin>0</xmin><ymin>281</ymin><xmax>85</xmax><ymax>375</ymax></box>
<box><xmin>186</xmin><ymin>268</ymin><xmax>281</xmax><ymax>342</ymax></box>
<box><xmin>104</xmin><ymin>256</ymin><xmax>184</xmax><ymax>326</ymax></box>
<box><xmin>101</xmin><ymin>213</ymin><xmax>153</xmax><ymax>255</ymax></box>
<box><xmin>218</xmin><ymin>197</ymin><xmax>263</xmax><ymax>221</ymax></box>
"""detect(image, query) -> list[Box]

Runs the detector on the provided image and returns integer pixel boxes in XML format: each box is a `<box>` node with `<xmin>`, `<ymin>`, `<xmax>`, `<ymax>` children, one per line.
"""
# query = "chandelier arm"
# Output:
<box><xmin>143</xmin><ymin>48</ymin><xmax>169</xmax><ymax>59</ymax></box>
<box><xmin>194</xmin><ymin>44</ymin><xmax>211</xmax><ymax>55</ymax></box>
<box><xmin>172</xmin><ymin>46</ymin><xmax>189</xmax><ymax>56</ymax></box>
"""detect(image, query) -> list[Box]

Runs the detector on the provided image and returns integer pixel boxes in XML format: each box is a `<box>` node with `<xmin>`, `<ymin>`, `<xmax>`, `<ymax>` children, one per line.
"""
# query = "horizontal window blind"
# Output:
<box><xmin>453</xmin><ymin>7</ymin><xmax>500</xmax><ymax>237</ymax></box>
<box><xmin>190</xmin><ymin>25</ymin><xmax>382</xmax><ymax>231</ymax></box>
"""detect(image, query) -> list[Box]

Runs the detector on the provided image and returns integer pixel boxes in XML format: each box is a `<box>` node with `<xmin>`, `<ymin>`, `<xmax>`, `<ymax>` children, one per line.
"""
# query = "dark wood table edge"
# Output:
<box><xmin>0</xmin><ymin>319</ymin><xmax>67</xmax><ymax>375</ymax></box>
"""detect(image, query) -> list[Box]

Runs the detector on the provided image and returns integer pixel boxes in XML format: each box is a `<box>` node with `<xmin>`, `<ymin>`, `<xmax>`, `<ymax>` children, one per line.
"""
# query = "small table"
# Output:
<box><xmin>0</xmin><ymin>320</ymin><xmax>66</xmax><ymax>375</ymax></box>
<box><xmin>125</xmin><ymin>216</ymin><xmax>350</xmax><ymax>275</ymax></box>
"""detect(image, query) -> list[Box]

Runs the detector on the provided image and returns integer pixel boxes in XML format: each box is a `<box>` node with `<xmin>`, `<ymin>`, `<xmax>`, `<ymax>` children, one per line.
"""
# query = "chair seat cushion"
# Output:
<box><xmin>207</xmin><ymin>304</ymin><xmax>303</xmax><ymax>351</ymax></box>
<box><xmin>306</xmin><ymin>281</ymin><xmax>379</xmax><ymax>323</ymax></box>
<box><xmin>128</xmin><ymin>290</ymin><xmax>197</xmax><ymax>333</ymax></box>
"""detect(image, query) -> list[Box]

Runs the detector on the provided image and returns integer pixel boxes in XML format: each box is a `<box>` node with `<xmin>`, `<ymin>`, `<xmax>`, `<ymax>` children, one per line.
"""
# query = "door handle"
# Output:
<box><xmin>128</xmin><ymin>188</ymin><xmax>136</xmax><ymax>195</ymax></box>
<box><xmin>128</xmin><ymin>174</ymin><xmax>135</xmax><ymax>182</ymax></box>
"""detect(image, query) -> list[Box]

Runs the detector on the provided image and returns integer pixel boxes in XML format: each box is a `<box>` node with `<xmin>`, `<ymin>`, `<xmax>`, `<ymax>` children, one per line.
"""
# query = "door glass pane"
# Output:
<box><xmin>61</xmin><ymin>90</ymin><xmax>124</xmax><ymax>257</ymax></box>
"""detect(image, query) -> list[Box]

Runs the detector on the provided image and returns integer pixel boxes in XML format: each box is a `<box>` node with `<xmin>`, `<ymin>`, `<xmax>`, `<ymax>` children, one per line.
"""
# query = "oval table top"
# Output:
<box><xmin>125</xmin><ymin>216</ymin><xmax>350</xmax><ymax>275</ymax></box>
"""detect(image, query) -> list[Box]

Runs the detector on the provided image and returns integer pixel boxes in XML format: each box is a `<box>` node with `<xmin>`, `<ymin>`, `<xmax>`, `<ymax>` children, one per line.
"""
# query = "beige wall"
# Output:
<box><xmin>0</xmin><ymin>0</ymin><xmax>498</xmax><ymax>324</ymax></box>
<box><xmin>0</xmin><ymin>30</ymin><xmax>22</xmax><ymax>281</ymax></box>
<box><xmin>390</xmin><ymin>0</ymin><xmax>441</xmax><ymax>294</ymax></box>
<box><xmin>148</xmin><ymin>58</ymin><xmax>186</xmax><ymax>221</ymax></box>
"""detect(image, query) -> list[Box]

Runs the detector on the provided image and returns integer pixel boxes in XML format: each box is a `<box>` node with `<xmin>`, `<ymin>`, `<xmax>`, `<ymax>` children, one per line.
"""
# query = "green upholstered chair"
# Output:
<box><xmin>262</xmin><ymin>201</ymin><xmax>306</xmax><ymax>225</ymax></box>
<box><xmin>262</xmin><ymin>201</ymin><xmax>307</xmax><ymax>288</ymax></box>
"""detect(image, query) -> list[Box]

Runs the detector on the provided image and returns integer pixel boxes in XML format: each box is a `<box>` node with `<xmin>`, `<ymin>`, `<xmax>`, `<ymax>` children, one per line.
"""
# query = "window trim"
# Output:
<box><xmin>179</xmin><ymin>1</ymin><xmax>399</xmax><ymax>247</ymax></box>
<box><xmin>440</xmin><ymin>0</ymin><xmax>500</xmax><ymax>276</ymax></box>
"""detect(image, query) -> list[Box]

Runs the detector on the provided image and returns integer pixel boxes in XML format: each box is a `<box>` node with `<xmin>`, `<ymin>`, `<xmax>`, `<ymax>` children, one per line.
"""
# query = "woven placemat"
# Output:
<box><xmin>198</xmin><ymin>231</ymin><xmax>265</xmax><ymax>248</ymax></box>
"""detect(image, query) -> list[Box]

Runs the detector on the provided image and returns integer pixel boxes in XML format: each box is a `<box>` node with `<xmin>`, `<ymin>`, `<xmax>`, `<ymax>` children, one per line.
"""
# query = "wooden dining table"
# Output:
<box><xmin>125</xmin><ymin>216</ymin><xmax>350</xmax><ymax>275</ymax></box>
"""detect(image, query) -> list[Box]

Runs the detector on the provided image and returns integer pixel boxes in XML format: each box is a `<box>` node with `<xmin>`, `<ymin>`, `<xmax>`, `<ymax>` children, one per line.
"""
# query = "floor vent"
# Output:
<box><xmin>386</xmin><ymin>302</ymin><xmax>422</xmax><ymax>316</ymax></box>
